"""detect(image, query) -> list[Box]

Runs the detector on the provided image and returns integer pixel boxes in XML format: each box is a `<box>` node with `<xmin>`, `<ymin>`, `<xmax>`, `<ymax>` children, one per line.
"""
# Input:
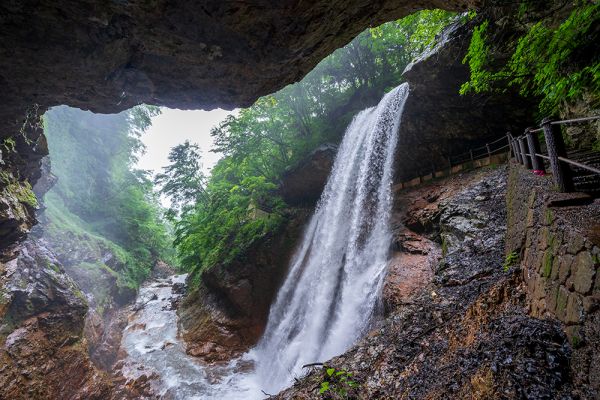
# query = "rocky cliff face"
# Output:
<box><xmin>0</xmin><ymin>116</ymin><xmax>48</xmax><ymax>259</ymax></box>
<box><xmin>0</xmin><ymin>0</ymin><xmax>478</xmax><ymax>140</ymax></box>
<box><xmin>178</xmin><ymin>209</ymin><xmax>310</xmax><ymax>362</ymax></box>
<box><xmin>395</xmin><ymin>17</ymin><xmax>536</xmax><ymax>182</ymax></box>
<box><xmin>279</xmin><ymin>143</ymin><xmax>337</xmax><ymax>207</ymax></box>
<box><xmin>277</xmin><ymin>166</ymin><xmax>576</xmax><ymax>399</ymax></box>
<box><xmin>0</xmin><ymin>238</ymin><xmax>113</xmax><ymax>399</ymax></box>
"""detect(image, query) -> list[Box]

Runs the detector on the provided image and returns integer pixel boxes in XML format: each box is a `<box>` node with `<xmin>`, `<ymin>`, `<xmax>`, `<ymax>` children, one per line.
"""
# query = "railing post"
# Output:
<box><xmin>525</xmin><ymin>127</ymin><xmax>545</xmax><ymax>174</ymax></box>
<box><xmin>541</xmin><ymin>117</ymin><xmax>573</xmax><ymax>192</ymax></box>
<box><xmin>506</xmin><ymin>133</ymin><xmax>513</xmax><ymax>158</ymax></box>
<box><xmin>518</xmin><ymin>136</ymin><xmax>531</xmax><ymax>169</ymax></box>
<box><xmin>486</xmin><ymin>143</ymin><xmax>491</xmax><ymax>159</ymax></box>
<box><xmin>470</xmin><ymin>149</ymin><xmax>474</xmax><ymax>161</ymax></box>
<box><xmin>512</xmin><ymin>138</ymin><xmax>521</xmax><ymax>163</ymax></box>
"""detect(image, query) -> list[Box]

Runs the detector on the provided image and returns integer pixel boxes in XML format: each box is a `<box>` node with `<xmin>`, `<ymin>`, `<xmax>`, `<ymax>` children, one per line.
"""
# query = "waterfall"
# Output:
<box><xmin>253</xmin><ymin>83</ymin><xmax>410</xmax><ymax>393</ymax></box>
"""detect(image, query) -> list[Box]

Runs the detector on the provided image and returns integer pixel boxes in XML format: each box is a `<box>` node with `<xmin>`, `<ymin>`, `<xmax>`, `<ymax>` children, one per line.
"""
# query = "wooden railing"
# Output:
<box><xmin>395</xmin><ymin>114</ymin><xmax>600</xmax><ymax>192</ymax></box>
<box><xmin>509</xmin><ymin>115</ymin><xmax>600</xmax><ymax>192</ymax></box>
<box><xmin>395</xmin><ymin>134</ymin><xmax>511</xmax><ymax>190</ymax></box>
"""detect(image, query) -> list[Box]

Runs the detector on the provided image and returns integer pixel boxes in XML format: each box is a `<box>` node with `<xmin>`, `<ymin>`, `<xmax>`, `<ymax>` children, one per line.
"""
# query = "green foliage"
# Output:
<box><xmin>6</xmin><ymin>181</ymin><xmax>38</xmax><ymax>208</ymax></box>
<box><xmin>169</xmin><ymin>11</ymin><xmax>456</xmax><ymax>276</ymax></box>
<box><xmin>319</xmin><ymin>366</ymin><xmax>358</xmax><ymax>398</ymax></box>
<box><xmin>441</xmin><ymin>234</ymin><xmax>449</xmax><ymax>257</ymax></box>
<box><xmin>0</xmin><ymin>168</ymin><xmax>38</xmax><ymax>209</ymax></box>
<box><xmin>461</xmin><ymin>3</ymin><xmax>600</xmax><ymax>115</ymax></box>
<box><xmin>571</xmin><ymin>334</ymin><xmax>582</xmax><ymax>349</ymax></box>
<box><xmin>43</xmin><ymin>105</ymin><xmax>175</xmax><ymax>287</ymax></box>
<box><xmin>370</xmin><ymin>9</ymin><xmax>457</xmax><ymax>61</ymax></box>
<box><xmin>460</xmin><ymin>21</ymin><xmax>493</xmax><ymax>95</ymax></box>
<box><xmin>503</xmin><ymin>251</ymin><xmax>519</xmax><ymax>271</ymax></box>
<box><xmin>44</xmin><ymin>191</ymin><xmax>150</xmax><ymax>288</ymax></box>
<box><xmin>155</xmin><ymin>141</ymin><xmax>206</xmax><ymax>220</ymax></box>
<box><xmin>1</xmin><ymin>137</ymin><xmax>16</xmax><ymax>154</ymax></box>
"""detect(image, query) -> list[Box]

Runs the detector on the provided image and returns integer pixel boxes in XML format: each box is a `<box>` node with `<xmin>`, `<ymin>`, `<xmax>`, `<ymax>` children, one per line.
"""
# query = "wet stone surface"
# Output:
<box><xmin>276</xmin><ymin>166</ymin><xmax>575</xmax><ymax>399</ymax></box>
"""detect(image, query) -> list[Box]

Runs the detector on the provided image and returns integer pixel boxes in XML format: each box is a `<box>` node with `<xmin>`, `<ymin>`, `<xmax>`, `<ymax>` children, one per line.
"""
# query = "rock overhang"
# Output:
<box><xmin>0</xmin><ymin>0</ymin><xmax>479</xmax><ymax>138</ymax></box>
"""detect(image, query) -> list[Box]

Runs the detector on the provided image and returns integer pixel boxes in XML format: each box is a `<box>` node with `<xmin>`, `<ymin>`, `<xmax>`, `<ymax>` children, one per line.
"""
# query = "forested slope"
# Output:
<box><xmin>41</xmin><ymin>106</ymin><xmax>174</xmax><ymax>297</ymax></box>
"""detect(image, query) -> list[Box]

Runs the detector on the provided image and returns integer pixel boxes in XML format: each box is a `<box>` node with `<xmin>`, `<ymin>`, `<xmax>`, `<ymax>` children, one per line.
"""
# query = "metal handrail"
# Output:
<box><xmin>551</xmin><ymin>115</ymin><xmax>600</xmax><ymax>125</ymax></box>
<box><xmin>557</xmin><ymin>156</ymin><xmax>600</xmax><ymax>175</ymax></box>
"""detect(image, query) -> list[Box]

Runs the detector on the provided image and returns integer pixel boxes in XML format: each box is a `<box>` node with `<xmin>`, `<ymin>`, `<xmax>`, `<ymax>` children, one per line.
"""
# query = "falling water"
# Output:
<box><xmin>252</xmin><ymin>83</ymin><xmax>410</xmax><ymax>394</ymax></box>
<box><xmin>118</xmin><ymin>83</ymin><xmax>409</xmax><ymax>399</ymax></box>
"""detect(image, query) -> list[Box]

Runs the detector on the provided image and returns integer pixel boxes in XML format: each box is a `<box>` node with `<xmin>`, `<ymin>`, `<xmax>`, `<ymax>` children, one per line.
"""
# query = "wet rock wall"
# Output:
<box><xmin>506</xmin><ymin>162</ymin><xmax>600</xmax><ymax>398</ymax></box>
<box><xmin>277</xmin><ymin>166</ymin><xmax>574</xmax><ymax>399</ymax></box>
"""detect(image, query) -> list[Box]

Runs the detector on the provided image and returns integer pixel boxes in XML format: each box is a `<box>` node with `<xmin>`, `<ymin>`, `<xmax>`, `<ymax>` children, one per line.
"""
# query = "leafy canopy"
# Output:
<box><xmin>154</xmin><ymin>140</ymin><xmax>206</xmax><ymax>220</ymax></box>
<box><xmin>160</xmin><ymin>11</ymin><xmax>457</xmax><ymax>279</ymax></box>
<box><xmin>461</xmin><ymin>2</ymin><xmax>600</xmax><ymax>115</ymax></box>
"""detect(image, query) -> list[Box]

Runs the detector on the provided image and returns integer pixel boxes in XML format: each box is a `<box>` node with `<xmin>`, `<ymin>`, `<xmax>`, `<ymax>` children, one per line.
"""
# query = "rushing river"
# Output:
<box><xmin>119</xmin><ymin>83</ymin><xmax>409</xmax><ymax>398</ymax></box>
<box><xmin>119</xmin><ymin>275</ymin><xmax>259</xmax><ymax>399</ymax></box>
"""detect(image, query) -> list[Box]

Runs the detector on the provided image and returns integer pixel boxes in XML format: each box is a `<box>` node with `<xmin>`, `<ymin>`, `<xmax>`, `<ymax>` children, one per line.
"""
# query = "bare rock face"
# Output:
<box><xmin>277</xmin><ymin>166</ymin><xmax>574</xmax><ymax>399</ymax></box>
<box><xmin>0</xmin><ymin>117</ymin><xmax>47</xmax><ymax>258</ymax></box>
<box><xmin>395</xmin><ymin>18</ymin><xmax>536</xmax><ymax>182</ymax></box>
<box><xmin>0</xmin><ymin>239</ymin><xmax>113</xmax><ymax>399</ymax></box>
<box><xmin>280</xmin><ymin>143</ymin><xmax>337</xmax><ymax>207</ymax></box>
<box><xmin>0</xmin><ymin>0</ymin><xmax>479</xmax><ymax>139</ymax></box>
<box><xmin>178</xmin><ymin>209</ymin><xmax>311</xmax><ymax>362</ymax></box>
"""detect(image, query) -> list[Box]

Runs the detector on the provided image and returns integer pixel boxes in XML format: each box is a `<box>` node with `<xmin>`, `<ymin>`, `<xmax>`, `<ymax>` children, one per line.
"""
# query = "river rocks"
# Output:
<box><xmin>279</xmin><ymin>143</ymin><xmax>337</xmax><ymax>207</ymax></box>
<box><xmin>0</xmin><ymin>238</ymin><xmax>113</xmax><ymax>399</ymax></box>
<box><xmin>179</xmin><ymin>209</ymin><xmax>311</xmax><ymax>363</ymax></box>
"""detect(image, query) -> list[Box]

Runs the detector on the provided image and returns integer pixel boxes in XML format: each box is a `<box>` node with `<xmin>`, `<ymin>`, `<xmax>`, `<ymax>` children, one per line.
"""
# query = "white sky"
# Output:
<box><xmin>137</xmin><ymin>107</ymin><xmax>236</xmax><ymax>177</ymax></box>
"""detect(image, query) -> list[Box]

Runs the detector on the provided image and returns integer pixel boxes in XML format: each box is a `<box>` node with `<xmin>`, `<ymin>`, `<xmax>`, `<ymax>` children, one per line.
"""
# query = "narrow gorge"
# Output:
<box><xmin>1</xmin><ymin>1</ymin><xmax>599</xmax><ymax>399</ymax></box>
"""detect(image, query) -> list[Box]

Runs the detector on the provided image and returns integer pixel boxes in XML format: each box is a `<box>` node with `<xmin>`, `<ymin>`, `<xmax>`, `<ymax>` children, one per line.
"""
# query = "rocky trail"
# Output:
<box><xmin>277</xmin><ymin>165</ymin><xmax>577</xmax><ymax>399</ymax></box>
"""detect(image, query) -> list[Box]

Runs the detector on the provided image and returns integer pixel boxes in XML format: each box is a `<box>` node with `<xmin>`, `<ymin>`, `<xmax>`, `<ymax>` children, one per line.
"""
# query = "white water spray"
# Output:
<box><xmin>253</xmin><ymin>83</ymin><xmax>409</xmax><ymax>393</ymax></box>
<box><xmin>118</xmin><ymin>83</ymin><xmax>409</xmax><ymax>399</ymax></box>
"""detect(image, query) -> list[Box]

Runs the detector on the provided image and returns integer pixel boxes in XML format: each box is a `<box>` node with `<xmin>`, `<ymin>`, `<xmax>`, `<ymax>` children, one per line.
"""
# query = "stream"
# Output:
<box><xmin>118</xmin><ymin>275</ymin><xmax>260</xmax><ymax>399</ymax></box>
<box><xmin>118</xmin><ymin>83</ymin><xmax>409</xmax><ymax>399</ymax></box>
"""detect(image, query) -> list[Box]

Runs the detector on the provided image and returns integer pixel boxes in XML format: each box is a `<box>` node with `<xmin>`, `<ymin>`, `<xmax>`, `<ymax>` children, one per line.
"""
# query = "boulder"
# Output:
<box><xmin>0</xmin><ymin>239</ymin><xmax>113</xmax><ymax>399</ymax></box>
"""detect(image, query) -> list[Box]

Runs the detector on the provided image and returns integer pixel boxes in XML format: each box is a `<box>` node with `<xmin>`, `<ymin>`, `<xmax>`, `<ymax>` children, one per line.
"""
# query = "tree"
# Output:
<box><xmin>155</xmin><ymin>141</ymin><xmax>206</xmax><ymax>220</ymax></box>
<box><xmin>167</xmin><ymin>10</ymin><xmax>457</xmax><ymax>279</ymax></box>
<box><xmin>44</xmin><ymin>104</ymin><xmax>175</xmax><ymax>286</ymax></box>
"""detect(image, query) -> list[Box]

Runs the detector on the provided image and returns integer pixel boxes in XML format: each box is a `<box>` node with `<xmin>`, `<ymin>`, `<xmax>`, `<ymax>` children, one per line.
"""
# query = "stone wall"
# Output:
<box><xmin>506</xmin><ymin>162</ymin><xmax>600</xmax><ymax>397</ymax></box>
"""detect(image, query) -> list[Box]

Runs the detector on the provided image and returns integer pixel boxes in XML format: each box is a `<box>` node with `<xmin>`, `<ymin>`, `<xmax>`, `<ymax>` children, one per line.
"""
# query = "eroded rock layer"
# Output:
<box><xmin>0</xmin><ymin>0</ymin><xmax>478</xmax><ymax>139</ymax></box>
<box><xmin>277</xmin><ymin>166</ymin><xmax>578</xmax><ymax>399</ymax></box>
